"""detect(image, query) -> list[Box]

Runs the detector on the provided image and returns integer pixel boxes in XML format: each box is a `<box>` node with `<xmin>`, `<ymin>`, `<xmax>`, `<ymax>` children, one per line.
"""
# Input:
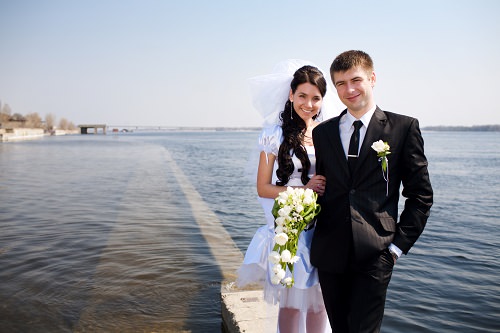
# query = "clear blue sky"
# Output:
<box><xmin>1</xmin><ymin>0</ymin><xmax>499</xmax><ymax>128</ymax></box>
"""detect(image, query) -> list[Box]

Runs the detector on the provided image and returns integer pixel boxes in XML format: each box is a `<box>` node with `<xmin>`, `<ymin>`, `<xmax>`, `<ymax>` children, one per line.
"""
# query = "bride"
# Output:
<box><xmin>237</xmin><ymin>59</ymin><xmax>339</xmax><ymax>333</ymax></box>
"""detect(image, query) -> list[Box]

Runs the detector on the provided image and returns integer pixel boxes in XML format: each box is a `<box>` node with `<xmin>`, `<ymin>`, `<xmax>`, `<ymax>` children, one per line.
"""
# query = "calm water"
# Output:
<box><xmin>0</xmin><ymin>130</ymin><xmax>499</xmax><ymax>332</ymax></box>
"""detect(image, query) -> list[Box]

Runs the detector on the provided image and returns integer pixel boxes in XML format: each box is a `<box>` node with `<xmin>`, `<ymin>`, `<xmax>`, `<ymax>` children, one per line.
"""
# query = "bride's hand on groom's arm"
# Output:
<box><xmin>306</xmin><ymin>174</ymin><xmax>326</xmax><ymax>196</ymax></box>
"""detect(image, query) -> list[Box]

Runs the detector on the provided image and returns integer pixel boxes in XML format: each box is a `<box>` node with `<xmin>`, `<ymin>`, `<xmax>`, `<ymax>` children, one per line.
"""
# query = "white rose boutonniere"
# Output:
<box><xmin>371</xmin><ymin>140</ymin><xmax>391</xmax><ymax>196</ymax></box>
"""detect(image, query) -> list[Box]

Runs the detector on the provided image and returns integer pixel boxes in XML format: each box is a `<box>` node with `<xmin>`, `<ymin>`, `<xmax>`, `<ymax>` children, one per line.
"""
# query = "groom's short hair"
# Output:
<box><xmin>330</xmin><ymin>50</ymin><xmax>374</xmax><ymax>76</ymax></box>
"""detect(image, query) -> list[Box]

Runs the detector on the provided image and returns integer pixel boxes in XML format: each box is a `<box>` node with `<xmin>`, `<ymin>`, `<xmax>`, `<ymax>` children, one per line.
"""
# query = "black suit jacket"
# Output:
<box><xmin>311</xmin><ymin>107</ymin><xmax>433</xmax><ymax>272</ymax></box>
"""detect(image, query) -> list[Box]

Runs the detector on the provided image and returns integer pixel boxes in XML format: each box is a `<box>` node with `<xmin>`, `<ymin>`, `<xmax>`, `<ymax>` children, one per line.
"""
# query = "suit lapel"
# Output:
<box><xmin>355</xmin><ymin>107</ymin><xmax>388</xmax><ymax>173</ymax></box>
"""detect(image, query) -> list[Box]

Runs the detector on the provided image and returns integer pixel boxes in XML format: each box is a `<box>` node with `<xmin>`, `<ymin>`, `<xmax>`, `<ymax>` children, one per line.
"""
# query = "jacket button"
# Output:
<box><xmin>350</xmin><ymin>189</ymin><xmax>355</xmax><ymax>194</ymax></box>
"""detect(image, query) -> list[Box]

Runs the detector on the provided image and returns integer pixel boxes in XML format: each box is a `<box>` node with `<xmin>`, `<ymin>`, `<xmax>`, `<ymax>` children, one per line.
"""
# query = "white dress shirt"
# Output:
<box><xmin>339</xmin><ymin>107</ymin><xmax>376</xmax><ymax>159</ymax></box>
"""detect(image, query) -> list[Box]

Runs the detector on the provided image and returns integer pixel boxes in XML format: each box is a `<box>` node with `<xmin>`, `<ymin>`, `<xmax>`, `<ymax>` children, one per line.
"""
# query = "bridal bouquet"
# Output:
<box><xmin>268</xmin><ymin>187</ymin><xmax>321</xmax><ymax>287</ymax></box>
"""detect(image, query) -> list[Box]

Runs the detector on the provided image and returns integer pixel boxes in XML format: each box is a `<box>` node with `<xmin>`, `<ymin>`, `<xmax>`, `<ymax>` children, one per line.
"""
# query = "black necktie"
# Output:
<box><xmin>348</xmin><ymin>120</ymin><xmax>363</xmax><ymax>174</ymax></box>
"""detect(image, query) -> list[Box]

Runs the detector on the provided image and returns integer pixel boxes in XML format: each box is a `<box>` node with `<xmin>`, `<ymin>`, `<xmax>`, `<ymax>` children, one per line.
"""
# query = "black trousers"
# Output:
<box><xmin>318</xmin><ymin>249</ymin><xmax>394</xmax><ymax>333</ymax></box>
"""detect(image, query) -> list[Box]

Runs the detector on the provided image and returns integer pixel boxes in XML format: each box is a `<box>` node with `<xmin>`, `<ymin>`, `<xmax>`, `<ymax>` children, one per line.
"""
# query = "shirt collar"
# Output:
<box><xmin>345</xmin><ymin>106</ymin><xmax>376</xmax><ymax>129</ymax></box>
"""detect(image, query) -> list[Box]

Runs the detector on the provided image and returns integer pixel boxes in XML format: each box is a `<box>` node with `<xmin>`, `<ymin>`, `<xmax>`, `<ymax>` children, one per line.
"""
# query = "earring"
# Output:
<box><xmin>290</xmin><ymin>102</ymin><xmax>293</xmax><ymax>119</ymax></box>
<box><xmin>315</xmin><ymin>108</ymin><xmax>321</xmax><ymax>120</ymax></box>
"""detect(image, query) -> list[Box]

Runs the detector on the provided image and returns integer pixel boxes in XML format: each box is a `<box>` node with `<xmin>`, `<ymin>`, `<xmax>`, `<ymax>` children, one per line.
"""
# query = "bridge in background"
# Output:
<box><xmin>78</xmin><ymin>124</ymin><xmax>106</xmax><ymax>134</ymax></box>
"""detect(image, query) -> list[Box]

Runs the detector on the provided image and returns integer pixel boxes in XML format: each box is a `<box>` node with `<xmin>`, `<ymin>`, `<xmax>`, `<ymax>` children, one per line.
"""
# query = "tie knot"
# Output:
<box><xmin>353</xmin><ymin>120</ymin><xmax>363</xmax><ymax>131</ymax></box>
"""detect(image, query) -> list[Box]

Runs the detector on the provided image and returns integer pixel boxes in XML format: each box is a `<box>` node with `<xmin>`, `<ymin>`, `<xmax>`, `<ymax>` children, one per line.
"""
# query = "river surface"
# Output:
<box><xmin>0</xmin><ymin>130</ymin><xmax>498</xmax><ymax>332</ymax></box>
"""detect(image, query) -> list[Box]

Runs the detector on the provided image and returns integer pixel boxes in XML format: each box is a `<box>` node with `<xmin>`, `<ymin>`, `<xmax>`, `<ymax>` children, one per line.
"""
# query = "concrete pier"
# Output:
<box><xmin>221</xmin><ymin>283</ymin><xmax>278</xmax><ymax>333</ymax></box>
<box><xmin>160</xmin><ymin>145</ymin><xmax>279</xmax><ymax>331</ymax></box>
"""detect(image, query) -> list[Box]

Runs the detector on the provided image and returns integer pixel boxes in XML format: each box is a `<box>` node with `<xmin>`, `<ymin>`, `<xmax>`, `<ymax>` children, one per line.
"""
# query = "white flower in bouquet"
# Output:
<box><xmin>283</xmin><ymin>277</ymin><xmax>293</xmax><ymax>287</ymax></box>
<box><xmin>280</xmin><ymin>249</ymin><xmax>292</xmax><ymax>263</ymax></box>
<box><xmin>272</xmin><ymin>264</ymin><xmax>282</xmax><ymax>274</ymax></box>
<box><xmin>271</xmin><ymin>274</ymin><xmax>282</xmax><ymax>285</ymax></box>
<box><xmin>276</xmin><ymin>268</ymin><xmax>286</xmax><ymax>280</ymax></box>
<box><xmin>278</xmin><ymin>205</ymin><xmax>293</xmax><ymax>217</ymax></box>
<box><xmin>270</xmin><ymin>186</ymin><xmax>321</xmax><ymax>287</ymax></box>
<box><xmin>295</xmin><ymin>203</ymin><xmax>304</xmax><ymax>213</ymax></box>
<box><xmin>274</xmin><ymin>232</ymin><xmax>288</xmax><ymax>246</ymax></box>
<box><xmin>268</xmin><ymin>251</ymin><xmax>281</xmax><ymax>265</ymax></box>
<box><xmin>303</xmin><ymin>189</ymin><xmax>315</xmax><ymax>205</ymax></box>
<box><xmin>275</xmin><ymin>216</ymin><xmax>286</xmax><ymax>227</ymax></box>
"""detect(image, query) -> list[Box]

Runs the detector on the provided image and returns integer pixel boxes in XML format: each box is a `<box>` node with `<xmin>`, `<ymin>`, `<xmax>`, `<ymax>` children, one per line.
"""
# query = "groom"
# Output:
<box><xmin>311</xmin><ymin>50</ymin><xmax>433</xmax><ymax>332</ymax></box>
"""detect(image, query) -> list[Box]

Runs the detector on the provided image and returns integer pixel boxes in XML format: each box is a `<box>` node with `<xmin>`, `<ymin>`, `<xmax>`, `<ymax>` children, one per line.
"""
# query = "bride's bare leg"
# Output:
<box><xmin>306</xmin><ymin>309</ymin><xmax>327</xmax><ymax>332</ymax></box>
<box><xmin>278</xmin><ymin>307</ymin><xmax>300</xmax><ymax>333</ymax></box>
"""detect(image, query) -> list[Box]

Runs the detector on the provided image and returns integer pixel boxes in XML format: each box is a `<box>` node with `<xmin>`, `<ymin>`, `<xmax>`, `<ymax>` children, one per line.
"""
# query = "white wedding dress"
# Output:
<box><xmin>237</xmin><ymin>125</ymin><xmax>331</xmax><ymax>332</ymax></box>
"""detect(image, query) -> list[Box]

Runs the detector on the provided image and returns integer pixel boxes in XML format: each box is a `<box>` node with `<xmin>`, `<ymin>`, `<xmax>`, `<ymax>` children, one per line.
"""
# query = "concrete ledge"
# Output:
<box><xmin>221</xmin><ymin>282</ymin><xmax>278</xmax><ymax>333</ymax></box>
<box><xmin>0</xmin><ymin>128</ymin><xmax>46</xmax><ymax>142</ymax></box>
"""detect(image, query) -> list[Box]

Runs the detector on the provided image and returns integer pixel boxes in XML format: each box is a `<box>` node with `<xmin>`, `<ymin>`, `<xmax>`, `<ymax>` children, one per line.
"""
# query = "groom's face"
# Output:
<box><xmin>332</xmin><ymin>66</ymin><xmax>376</xmax><ymax>116</ymax></box>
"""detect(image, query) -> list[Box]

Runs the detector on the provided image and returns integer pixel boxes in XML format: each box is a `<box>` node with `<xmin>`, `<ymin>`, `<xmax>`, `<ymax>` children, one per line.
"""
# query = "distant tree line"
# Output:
<box><xmin>422</xmin><ymin>125</ymin><xmax>500</xmax><ymax>132</ymax></box>
<box><xmin>0</xmin><ymin>100</ymin><xmax>76</xmax><ymax>131</ymax></box>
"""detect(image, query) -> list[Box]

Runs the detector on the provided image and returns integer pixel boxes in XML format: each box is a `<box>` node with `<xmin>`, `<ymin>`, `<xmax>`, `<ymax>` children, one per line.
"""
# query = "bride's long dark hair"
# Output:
<box><xmin>276</xmin><ymin>65</ymin><xmax>327</xmax><ymax>186</ymax></box>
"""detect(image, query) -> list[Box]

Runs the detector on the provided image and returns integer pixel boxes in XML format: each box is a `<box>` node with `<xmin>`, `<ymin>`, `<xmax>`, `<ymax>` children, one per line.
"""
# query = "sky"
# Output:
<box><xmin>1</xmin><ymin>0</ymin><xmax>499</xmax><ymax>128</ymax></box>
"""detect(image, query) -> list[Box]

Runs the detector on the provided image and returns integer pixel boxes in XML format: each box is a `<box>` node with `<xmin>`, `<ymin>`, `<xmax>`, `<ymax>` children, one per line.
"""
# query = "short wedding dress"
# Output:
<box><xmin>237</xmin><ymin>125</ymin><xmax>327</xmax><ymax>316</ymax></box>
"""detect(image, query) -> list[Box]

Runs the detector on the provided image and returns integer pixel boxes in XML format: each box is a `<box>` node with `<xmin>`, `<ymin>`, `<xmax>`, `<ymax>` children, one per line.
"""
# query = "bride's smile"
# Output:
<box><xmin>290</xmin><ymin>82</ymin><xmax>323</xmax><ymax>121</ymax></box>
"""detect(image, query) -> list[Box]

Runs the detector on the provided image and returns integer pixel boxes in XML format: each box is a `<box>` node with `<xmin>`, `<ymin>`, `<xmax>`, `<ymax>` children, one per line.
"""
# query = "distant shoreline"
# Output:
<box><xmin>118</xmin><ymin>125</ymin><xmax>500</xmax><ymax>132</ymax></box>
<box><xmin>108</xmin><ymin>126</ymin><xmax>263</xmax><ymax>132</ymax></box>
<box><xmin>3</xmin><ymin>125</ymin><xmax>499</xmax><ymax>136</ymax></box>
<box><xmin>421</xmin><ymin>125</ymin><xmax>500</xmax><ymax>132</ymax></box>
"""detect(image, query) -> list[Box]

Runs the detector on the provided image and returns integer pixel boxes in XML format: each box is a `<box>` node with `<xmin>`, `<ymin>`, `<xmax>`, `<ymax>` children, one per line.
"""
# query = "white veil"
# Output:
<box><xmin>248</xmin><ymin>59</ymin><xmax>343</xmax><ymax>127</ymax></box>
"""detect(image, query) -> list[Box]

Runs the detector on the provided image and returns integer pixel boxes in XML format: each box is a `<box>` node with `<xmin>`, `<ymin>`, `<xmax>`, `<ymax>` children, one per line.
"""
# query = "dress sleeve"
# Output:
<box><xmin>258</xmin><ymin>125</ymin><xmax>282</xmax><ymax>157</ymax></box>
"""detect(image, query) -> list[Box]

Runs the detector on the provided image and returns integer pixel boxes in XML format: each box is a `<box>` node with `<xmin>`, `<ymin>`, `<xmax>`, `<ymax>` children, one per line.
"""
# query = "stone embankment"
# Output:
<box><xmin>52</xmin><ymin>129</ymin><xmax>80</xmax><ymax>136</ymax></box>
<box><xmin>0</xmin><ymin>128</ymin><xmax>45</xmax><ymax>142</ymax></box>
<box><xmin>0</xmin><ymin>128</ymin><xmax>79</xmax><ymax>142</ymax></box>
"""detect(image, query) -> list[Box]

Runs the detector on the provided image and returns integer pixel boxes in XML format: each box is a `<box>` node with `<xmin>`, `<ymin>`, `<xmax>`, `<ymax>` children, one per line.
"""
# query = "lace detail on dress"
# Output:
<box><xmin>258</xmin><ymin>125</ymin><xmax>282</xmax><ymax>164</ymax></box>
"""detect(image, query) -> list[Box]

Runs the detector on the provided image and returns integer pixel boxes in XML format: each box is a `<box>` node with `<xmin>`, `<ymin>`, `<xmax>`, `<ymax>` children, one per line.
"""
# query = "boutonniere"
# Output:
<box><xmin>371</xmin><ymin>140</ymin><xmax>391</xmax><ymax>196</ymax></box>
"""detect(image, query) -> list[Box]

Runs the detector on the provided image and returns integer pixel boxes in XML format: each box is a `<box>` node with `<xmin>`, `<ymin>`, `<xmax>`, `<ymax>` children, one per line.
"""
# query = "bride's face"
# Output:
<box><xmin>290</xmin><ymin>82</ymin><xmax>323</xmax><ymax>122</ymax></box>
